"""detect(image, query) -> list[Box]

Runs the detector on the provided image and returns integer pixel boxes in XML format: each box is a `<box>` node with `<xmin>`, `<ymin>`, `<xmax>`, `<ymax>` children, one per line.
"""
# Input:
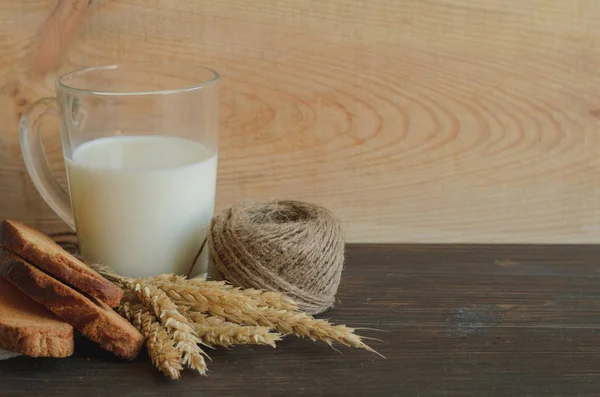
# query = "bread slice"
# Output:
<box><xmin>0</xmin><ymin>219</ymin><xmax>123</xmax><ymax>307</ymax></box>
<box><xmin>0</xmin><ymin>249</ymin><xmax>144</xmax><ymax>361</ymax></box>
<box><xmin>0</xmin><ymin>278</ymin><xmax>74</xmax><ymax>358</ymax></box>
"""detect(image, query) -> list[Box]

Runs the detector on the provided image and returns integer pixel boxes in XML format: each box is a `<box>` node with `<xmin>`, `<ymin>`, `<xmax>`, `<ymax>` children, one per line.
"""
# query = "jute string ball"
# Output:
<box><xmin>207</xmin><ymin>200</ymin><xmax>345</xmax><ymax>315</ymax></box>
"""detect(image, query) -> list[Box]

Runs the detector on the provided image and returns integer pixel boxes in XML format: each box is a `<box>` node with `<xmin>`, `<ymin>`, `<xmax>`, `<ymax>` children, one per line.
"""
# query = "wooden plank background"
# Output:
<box><xmin>1</xmin><ymin>0</ymin><xmax>600</xmax><ymax>243</ymax></box>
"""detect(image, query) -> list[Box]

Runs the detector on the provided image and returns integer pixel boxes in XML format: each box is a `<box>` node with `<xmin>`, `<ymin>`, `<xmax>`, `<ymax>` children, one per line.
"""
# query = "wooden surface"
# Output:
<box><xmin>2</xmin><ymin>0</ymin><xmax>600</xmax><ymax>243</ymax></box>
<box><xmin>3</xmin><ymin>244</ymin><xmax>600</xmax><ymax>396</ymax></box>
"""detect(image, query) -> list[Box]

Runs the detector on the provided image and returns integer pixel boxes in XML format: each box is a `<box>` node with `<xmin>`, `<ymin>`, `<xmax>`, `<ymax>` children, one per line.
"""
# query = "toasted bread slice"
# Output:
<box><xmin>0</xmin><ymin>219</ymin><xmax>123</xmax><ymax>307</ymax></box>
<box><xmin>0</xmin><ymin>278</ymin><xmax>74</xmax><ymax>358</ymax></box>
<box><xmin>0</xmin><ymin>249</ymin><xmax>144</xmax><ymax>361</ymax></box>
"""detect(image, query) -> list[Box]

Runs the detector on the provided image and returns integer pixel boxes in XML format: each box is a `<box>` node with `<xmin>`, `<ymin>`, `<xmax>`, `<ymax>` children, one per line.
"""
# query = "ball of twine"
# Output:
<box><xmin>207</xmin><ymin>200</ymin><xmax>345</xmax><ymax>315</ymax></box>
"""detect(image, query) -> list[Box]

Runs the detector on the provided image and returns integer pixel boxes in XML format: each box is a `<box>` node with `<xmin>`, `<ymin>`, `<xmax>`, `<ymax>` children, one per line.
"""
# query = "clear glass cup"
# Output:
<box><xmin>19</xmin><ymin>63</ymin><xmax>219</xmax><ymax>278</ymax></box>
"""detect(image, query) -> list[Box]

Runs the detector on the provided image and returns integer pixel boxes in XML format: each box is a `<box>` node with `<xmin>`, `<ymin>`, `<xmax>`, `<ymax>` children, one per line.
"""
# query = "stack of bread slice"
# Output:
<box><xmin>0</xmin><ymin>219</ymin><xmax>144</xmax><ymax>360</ymax></box>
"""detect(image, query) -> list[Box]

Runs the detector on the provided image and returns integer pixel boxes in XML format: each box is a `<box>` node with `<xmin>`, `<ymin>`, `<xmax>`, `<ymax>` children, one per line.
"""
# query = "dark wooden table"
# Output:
<box><xmin>2</xmin><ymin>244</ymin><xmax>600</xmax><ymax>396</ymax></box>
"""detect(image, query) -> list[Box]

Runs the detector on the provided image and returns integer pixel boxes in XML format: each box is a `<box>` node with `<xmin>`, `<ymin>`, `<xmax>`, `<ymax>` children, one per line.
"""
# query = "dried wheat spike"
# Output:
<box><xmin>123</xmin><ymin>279</ymin><xmax>208</xmax><ymax>375</ymax></box>
<box><xmin>240</xmin><ymin>307</ymin><xmax>377</xmax><ymax>354</ymax></box>
<box><xmin>119</xmin><ymin>300</ymin><xmax>183</xmax><ymax>380</ymax></box>
<box><xmin>187</xmin><ymin>311</ymin><xmax>282</xmax><ymax>348</ymax></box>
<box><xmin>161</xmin><ymin>283</ymin><xmax>377</xmax><ymax>354</ymax></box>
<box><xmin>258</xmin><ymin>308</ymin><xmax>382</xmax><ymax>356</ymax></box>
<box><xmin>147</xmin><ymin>274</ymin><xmax>297</xmax><ymax>311</ymax></box>
<box><xmin>155</xmin><ymin>279</ymin><xmax>266</xmax><ymax>326</ymax></box>
<box><xmin>189</xmin><ymin>278</ymin><xmax>298</xmax><ymax>311</ymax></box>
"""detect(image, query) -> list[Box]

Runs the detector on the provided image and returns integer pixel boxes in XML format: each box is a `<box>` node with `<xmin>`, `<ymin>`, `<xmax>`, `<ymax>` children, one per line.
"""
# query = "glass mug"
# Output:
<box><xmin>19</xmin><ymin>63</ymin><xmax>219</xmax><ymax>278</ymax></box>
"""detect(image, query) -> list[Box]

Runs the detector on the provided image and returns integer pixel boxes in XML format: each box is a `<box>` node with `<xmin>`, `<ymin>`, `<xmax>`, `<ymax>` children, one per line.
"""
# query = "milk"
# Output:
<box><xmin>65</xmin><ymin>135</ymin><xmax>217</xmax><ymax>278</ymax></box>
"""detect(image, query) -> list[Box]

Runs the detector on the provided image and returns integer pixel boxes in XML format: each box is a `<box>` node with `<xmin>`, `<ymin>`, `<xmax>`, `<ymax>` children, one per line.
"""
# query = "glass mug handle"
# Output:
<box><xmin>19</xmin><ymin>97</ymin><xmax>75</xmax><ymax>230</ymax></box>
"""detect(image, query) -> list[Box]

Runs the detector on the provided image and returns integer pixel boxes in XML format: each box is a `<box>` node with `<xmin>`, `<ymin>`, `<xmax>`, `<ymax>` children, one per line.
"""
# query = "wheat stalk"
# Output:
<box><xmin>153</xmin><ymin>279</ymin><xmax>261</xmax><ymax>324</ymax></box>
<box><xmin>154</xmin><ymin>279</ymin><xmax>377</xmax><ymax>354</ymax></box>
<box><xmin>238</xmin><ymin>306</ymin><xmax>377</xmax><ymax>354</ymax></box>
<box><xmin>123</xmin><ymin>279</ymin><xmax>208</xmax><ymax>375</ymax></box>
<box><xmin>186</xmin><ymin>311</ymin><xmax>282</xmax><ymax>348</ymax></box>
<box><xmin>146</xmin><ymin>274</ymin><xmax>297</xmax><ymax>311</ymax></box>
<box><xmin>119</xmin><ymin>299</ymin><xmax>183</xmax><ymax>380</ymax></box>
<box><xmin>189</xmin><ymin>279</ymin><xmax>298</xmax><ymax>311</ymax></box>
<box><xmin>74</xmin><ymin>247</ymin><xmax>383</xmax><ymax>382</ymax></box>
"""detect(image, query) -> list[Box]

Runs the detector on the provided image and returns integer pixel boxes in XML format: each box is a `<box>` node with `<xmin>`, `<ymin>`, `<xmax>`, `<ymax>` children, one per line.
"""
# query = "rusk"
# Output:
<box><xmin>0</xmin><ymin>219</ymin><xmax>123</xmax><ymax>307</ymax></box>
<box><xmin>0</xmin><ymin>249</ymin><xmax>144</xmax><ymax>361</ymax></box>
<box><xmin>0</xmin><ymin>278</ymin><xmax>74</xmax><ymax>358</ymax></box>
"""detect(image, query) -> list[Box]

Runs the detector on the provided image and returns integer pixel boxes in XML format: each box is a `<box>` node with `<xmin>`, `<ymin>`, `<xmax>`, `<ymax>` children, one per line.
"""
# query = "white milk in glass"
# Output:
<box><xmin>65</xmin><ymin>135</ymin><xmax>217</xmax><ymax>278</ymax></box>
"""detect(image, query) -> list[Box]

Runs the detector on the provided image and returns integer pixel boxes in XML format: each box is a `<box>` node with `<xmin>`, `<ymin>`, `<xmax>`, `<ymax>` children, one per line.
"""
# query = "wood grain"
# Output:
<box><xmin>1</xmin><ymin>0</ymin><xmax>600</xmax><ymax>242</ymax></box>
<box><xmin>3</xmin><ymin>244</ymin><xmax>600</xmax><ymax>396</ymax></box>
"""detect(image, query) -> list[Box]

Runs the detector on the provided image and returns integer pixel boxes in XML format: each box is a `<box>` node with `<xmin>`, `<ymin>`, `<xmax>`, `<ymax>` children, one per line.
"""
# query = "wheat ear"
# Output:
<box><xmin>147</xmin><ymin>274</ymin><xmax>297</xmax><ymax>311</ymax></box>
<box><xmin>186</xmin><ymin>311</ymin><xmax>282</xmax><ymax>348</ymax></box>
<box><xmin>118</xmin><ymin>300</ymin><xmax>183</xmax><ymax>380</ymax></box>
<box><xmin>123</xmin><ymin>279</ymin><xmax>209</xmax><ymax>375</ymax></box>
<box><xmin>234</xmin><ymin>306</ymin><xmax>378</xmax><ymax>354</ymax></box>
<box><xmin>188</xmin><ymin>278</ymin><xmax>298</xmax><ymax>311</ymax></box>
<box><xmin>156</xmin><ymin>281</ymin><xmax>376</xmax><ymax>353</ymax></box>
